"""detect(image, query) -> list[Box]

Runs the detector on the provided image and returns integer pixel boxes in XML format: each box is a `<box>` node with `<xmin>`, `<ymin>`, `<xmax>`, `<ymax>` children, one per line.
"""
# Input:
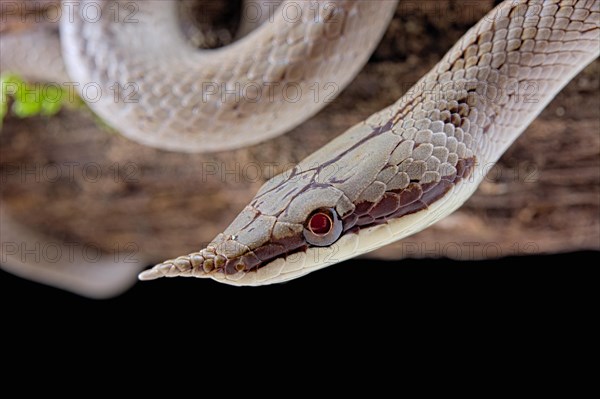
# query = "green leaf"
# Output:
<box><xmin>1</xmin><ymin>72</ymin><xmax>86</xmax><ymax>125</ymax></box>
<box><xmin>12</xmin><ymin>100</ymin><xmax>42</xmax><ymax>118</ymax></box>
<box><xmin>0</xmin><ymin>98</ymin><xmax>7</xmax><ymax>128</ymax></box>
<box><xmin>40</xmin><ymin>85</ymin><xmax>63</xmax><ymax>115</ymax></box>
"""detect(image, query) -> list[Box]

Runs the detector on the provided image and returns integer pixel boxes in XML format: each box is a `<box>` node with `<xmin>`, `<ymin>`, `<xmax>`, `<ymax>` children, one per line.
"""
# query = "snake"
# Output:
<box><xmin>1</xmin><ymin>0</ymin><xmax>599</xmax><ymax>291</ymax></box>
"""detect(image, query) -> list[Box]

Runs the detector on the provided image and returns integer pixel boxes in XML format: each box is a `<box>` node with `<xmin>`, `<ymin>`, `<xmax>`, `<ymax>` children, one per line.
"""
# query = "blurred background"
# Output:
<box><xmin>1</xmin><ymin>0</ymin><xmax>598</xmax><ymax>304</ymax></box>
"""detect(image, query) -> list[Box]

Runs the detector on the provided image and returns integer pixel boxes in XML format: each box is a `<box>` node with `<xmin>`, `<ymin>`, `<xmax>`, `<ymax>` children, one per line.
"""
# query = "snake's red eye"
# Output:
<box><xmin>309</xmin><ymin>212</ymin><xmax>333</xmax><ymax>236</ymax></box>
<box><xmin>303</xmin><ymin>208</ymin><xmax>343</xmax><ymax>247</ymax></box>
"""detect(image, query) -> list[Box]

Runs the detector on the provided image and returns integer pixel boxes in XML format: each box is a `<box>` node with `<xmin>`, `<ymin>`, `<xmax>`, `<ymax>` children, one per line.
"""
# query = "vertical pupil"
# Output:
<box><xmin>310</xmin><ymin>213</ymin><xmax>332</xmax><ymax>235</ymax></box>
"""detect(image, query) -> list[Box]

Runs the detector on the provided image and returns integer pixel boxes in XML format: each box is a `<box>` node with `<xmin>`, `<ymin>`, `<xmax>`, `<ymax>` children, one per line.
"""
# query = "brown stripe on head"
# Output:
<box><xmin>342</xmin><ymin>156</ymin><xmax>476</xmax><ymax>232</ymax></box>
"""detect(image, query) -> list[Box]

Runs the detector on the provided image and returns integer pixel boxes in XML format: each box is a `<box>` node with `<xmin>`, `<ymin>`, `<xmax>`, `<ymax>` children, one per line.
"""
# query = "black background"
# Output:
<box><xmin>2</xmin><ymin>252</ymin><xmax>596</xmax><ymax>356</ymax></box>
<box><xmin>2</xmin><ymin>252</ymin><xmax>596</xmax><ymax>310</ymax></box>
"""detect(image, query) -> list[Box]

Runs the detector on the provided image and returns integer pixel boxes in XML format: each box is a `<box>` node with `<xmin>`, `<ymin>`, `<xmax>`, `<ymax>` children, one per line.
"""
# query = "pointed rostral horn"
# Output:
<box><xmin>139</xmin><ymin>248</ymin><xmax>225</xmax><ymax>280</ymax></box>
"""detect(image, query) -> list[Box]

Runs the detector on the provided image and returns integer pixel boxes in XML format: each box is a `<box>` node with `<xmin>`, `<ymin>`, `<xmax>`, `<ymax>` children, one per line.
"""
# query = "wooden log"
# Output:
<box><xmin>1</xmin><ymin>1</ymin><xmax>598</xmax><ymax>263</ymax></box>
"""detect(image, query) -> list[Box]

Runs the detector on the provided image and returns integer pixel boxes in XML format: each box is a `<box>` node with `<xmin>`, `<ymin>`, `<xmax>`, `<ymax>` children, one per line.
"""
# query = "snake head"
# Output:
<box><xmin>138</xmin><ymin>160</ymin><xmax>351</xmax><ymax>285</ymax></box>
<box><xmin>140</xmin><ymin>110</ymin><xmax>477</xmax><ymax>285</ymax></box>
<box><xmin>138</xmin><ymin>121</ymin><xmax>393</xmax><ymax>285</ymax></box>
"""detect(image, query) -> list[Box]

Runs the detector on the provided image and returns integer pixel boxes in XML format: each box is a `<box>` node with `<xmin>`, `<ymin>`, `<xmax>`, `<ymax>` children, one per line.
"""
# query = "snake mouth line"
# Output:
<box><xmin>138</xmin><ymin>236</ymin><xmax>307</xmax><ymax>280</ymax></box>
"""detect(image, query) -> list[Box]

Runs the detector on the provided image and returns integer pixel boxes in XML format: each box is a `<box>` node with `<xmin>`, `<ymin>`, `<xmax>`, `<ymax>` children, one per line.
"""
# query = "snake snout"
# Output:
<box><xmin>138</xmin><ymin>246</ymin><xmax>228</xmax><ymax>280</ymax></box>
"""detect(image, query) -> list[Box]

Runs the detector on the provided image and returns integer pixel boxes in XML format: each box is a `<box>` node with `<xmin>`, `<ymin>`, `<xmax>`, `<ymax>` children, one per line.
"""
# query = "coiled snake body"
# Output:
<box><xmin>1</xmin><ymin>0</ymin><xmax>599</xmax><ymax>293</ymax></box>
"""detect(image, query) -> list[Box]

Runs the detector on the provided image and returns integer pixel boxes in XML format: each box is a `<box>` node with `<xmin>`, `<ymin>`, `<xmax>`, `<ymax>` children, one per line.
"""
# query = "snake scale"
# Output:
<box><xmin>1</xmin><ymin>0</ymin><xmax>598</xmax><ymax>293</ymax></box>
